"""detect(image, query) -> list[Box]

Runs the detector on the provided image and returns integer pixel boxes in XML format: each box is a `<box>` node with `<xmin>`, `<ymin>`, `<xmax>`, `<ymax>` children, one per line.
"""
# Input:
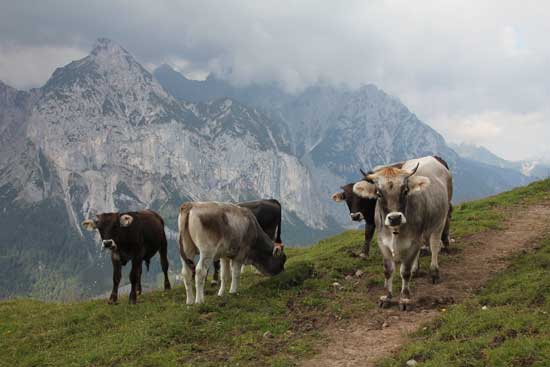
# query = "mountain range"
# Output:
<box><xmin>0</xmin><ymin>38</ymin><xmax>537</xmax><ymax>300</ymax></box>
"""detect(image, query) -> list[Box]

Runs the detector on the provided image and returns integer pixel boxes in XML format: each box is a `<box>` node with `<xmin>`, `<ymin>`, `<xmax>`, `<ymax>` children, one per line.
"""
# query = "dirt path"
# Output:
<box><xmin>301</xmin><ymin>203</ymin><xmax>550</xmax><ymax>367</ymax></box>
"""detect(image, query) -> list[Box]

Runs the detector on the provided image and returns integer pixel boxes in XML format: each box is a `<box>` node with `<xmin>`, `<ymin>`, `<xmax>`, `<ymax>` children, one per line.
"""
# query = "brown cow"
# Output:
<box><xmin>82</xmin><ymin>210</ymin><xmax>171</xmax><ymax>304</ymax></box>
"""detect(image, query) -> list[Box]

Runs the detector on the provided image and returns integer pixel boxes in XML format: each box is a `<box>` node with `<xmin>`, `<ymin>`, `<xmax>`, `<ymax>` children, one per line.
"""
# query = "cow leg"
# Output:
<box><xmin>195</xmin><ymin>255</ymin><xmax>211</xmax><ymax>304</ymax></box>
<box><xmin>129</xmin><ymin>259</ymin><xmax>142</xmax><ymax>304</ymax></box>
<box><xmin>361</xmin><ymin>223</ymin><xmax>376</xmax><ymax>257</ymax></box>
<box><xmin>211</xmin><ymin>260</ymin><xmax>220</xmax><ymax>287</ymax></box>
<box><xmin>399</xmin><ymin>262</ymin><xmax>414</xmax><ymax>311</ymax></box>
<box><xmin>137</xmin><ymin>277</ymin><xmax>142</xmax><ymax>296</ymax></box>
<box><xmin>379</xmin><ymin>258</ymin><xmax>394</xmax><ymax>308</ymax></box>
<box><xmin>429</xmin><ymin>233</ymin><xmax>442</xmax><ymax>284</ymax></box>
<box><xmin>159</xmin><ymin>239</ymin><xmax>171</xmax><ymax>290</ymax></box>
<box><xmin>181</xmin><ymin>257</ymin><xmax>195</xmax><ymax>305</ymax></box>
<box><xmin>217</xmin><ymin>258</ymin><xmax>230</xmax><ymax>297</ymax></box>
<box><xmin>441</xmin><ymin>205</ymin><xmax>453</xmax><ymax>252</ymax></box>
<box><xmin>229</xmin><ymin>259</ymin><xmax>242</xmax><ymax>294</ymax></box>
<box><xmin>411</xmin><ymin>250</ymin><xmax>421</xmax><ymax>277</ymax></box>
<box><xmin>109</xmin><ymin>256</ymin><xmax>122</xmax><ymax>305</ymax></box>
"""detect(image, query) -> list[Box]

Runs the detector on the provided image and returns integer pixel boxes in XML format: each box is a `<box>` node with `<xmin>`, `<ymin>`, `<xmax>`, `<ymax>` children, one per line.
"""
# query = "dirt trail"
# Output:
<box><xmin>301</xmin><ymin>203</ymin><xmax>550</xmax><ymax>367</ymax></box>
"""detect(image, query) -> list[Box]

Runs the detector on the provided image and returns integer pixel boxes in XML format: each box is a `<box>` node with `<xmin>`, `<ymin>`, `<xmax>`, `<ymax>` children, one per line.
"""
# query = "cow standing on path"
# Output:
<box><xmin>82</xmin><ymin>210</ymin><xmax>171</xmax><ymax>304</ymax></box>
<box><xmin>353</xmin><ymin>156</ymin><xmax>452</xmax><ymax>311</ymax></box>
<box><xmin>178</xmin><ymin>202</ymin><xmax>286</xmax><ymax>305</ymax></box>
<box><xmin>332</xmin><ymin>156</ymin><xmax>452</xmax><ymax>258</ymax></box>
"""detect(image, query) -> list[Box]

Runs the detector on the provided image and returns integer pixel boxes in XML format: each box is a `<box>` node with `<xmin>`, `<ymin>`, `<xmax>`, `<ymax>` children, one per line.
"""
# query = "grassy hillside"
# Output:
<box><xmin>1</xmin><ymin>179</ymin><xmax>549</xmax><ymax>367</ymax></box>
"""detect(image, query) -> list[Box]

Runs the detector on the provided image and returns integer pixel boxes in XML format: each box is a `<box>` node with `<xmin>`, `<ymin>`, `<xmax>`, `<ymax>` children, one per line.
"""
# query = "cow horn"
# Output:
<box><xmin>407</xmin><ymin>163</ymin><xmax>420</xmax><ymax>178</ymax></box>
<box><xmin>360</xmin><ymin>168</ymin><xmax>375</xmax><ymax>184</ymax></box>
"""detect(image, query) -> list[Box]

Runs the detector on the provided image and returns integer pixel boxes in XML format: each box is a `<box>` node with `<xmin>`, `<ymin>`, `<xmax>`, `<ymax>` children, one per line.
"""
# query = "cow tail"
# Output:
<box><xmin>273</xmin><ymin>199</ymin><xmax>283</xmax><ymax>244</ymax></box>
<box><xmin>178</xmin><ymin>203</ymin><xmax>196</xmax><ymax>272</ymax></box>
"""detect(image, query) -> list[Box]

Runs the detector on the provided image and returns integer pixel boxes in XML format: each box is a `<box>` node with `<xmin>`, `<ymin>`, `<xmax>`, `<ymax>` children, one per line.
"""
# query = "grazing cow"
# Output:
<box><xmin>353</xmin><ymin>156</ymin><xmax>452</xmax><ymax>311</ymax></box>
<box><xmin>212</xmin><ymin>199</ymin><xmax>283</xmax><ymax>283</ymax></box>
<box><xmin>178</xmin><ymin>202</ymin><xmax>286</xmax><ymax>304</ymax></box>
<box><xmin>331</xmin><ymin>184</ymin><xmax>376</xmax><ymax>257</ymax></box>
<box><xmin>82</xmin><ymin>210</ymin><xmax>171</xmax><ymax>304</ymax></box>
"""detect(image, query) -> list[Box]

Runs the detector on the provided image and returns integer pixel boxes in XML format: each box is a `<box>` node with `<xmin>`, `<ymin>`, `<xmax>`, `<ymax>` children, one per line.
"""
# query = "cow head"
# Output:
<box><xmin>81</xmin><ymin>212</ymin><xmax>135</xmax><ymax>250</ymax></box>
<box><xmin>250</xmin><ymin>235</ymin><xmax>287</xmax><ymax>276</ymax></box>
<box><xmin>353</xmin><ymin>164</ymin><xmax>430</xmax><ymax>233</ymax></box>
<box><xmin>331</xmin><ymin>183</ymin><xmax>371</xmax><ymax>222</ymax></box>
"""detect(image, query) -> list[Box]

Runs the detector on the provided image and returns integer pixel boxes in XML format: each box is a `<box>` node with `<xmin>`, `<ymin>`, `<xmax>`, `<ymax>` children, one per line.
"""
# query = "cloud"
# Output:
<box><xmin>1</xmin><ymin>0</ymin><xmax>549</xmax><ymax>159</ymax></box>
<box><xmin>435</xmin><ymin>111</ymin><xmax>549</xmax><ymax>160</ymax></box>
<box><xmin>0</xmin><ymin>44</ymin><xmax>86</xmax><ymax>89</ymax></box>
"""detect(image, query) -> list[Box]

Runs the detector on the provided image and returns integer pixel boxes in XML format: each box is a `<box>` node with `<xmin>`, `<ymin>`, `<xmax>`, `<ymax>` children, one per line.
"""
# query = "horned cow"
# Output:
<box><xmin>353</xmin><ymin>156</ymin><xmax>452</xmax><ymax>311</ymax></box>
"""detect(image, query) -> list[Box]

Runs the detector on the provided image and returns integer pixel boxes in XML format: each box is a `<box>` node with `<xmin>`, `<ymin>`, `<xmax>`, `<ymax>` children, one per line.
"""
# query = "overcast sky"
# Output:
<box><xmin>1</xmin><ymin>0</ymin><xmax>549</xmax><ymax>161</ymax></box>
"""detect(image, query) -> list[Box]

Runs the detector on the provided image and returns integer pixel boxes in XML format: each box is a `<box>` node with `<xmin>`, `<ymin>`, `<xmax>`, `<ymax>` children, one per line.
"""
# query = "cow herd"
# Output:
<box><xmin>82</xmin><ymin>155</ymin><xmax>453</xmax><ymax>311</ymax></box>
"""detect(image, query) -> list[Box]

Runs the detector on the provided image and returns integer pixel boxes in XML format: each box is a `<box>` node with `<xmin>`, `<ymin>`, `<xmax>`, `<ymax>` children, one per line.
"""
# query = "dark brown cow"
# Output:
<box><xmin>331</xmin><ymin>184</ymin><xmax>376</xmax><ymax>257</ymax></box>
<box><xmin>82</xmin><ymin>210</ymin><xmax>171</xmax><ymax>304</ymax></box>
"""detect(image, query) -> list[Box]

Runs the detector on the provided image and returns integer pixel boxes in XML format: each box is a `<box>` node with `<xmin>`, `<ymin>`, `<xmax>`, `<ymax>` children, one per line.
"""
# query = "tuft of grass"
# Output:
<box><xmin>2</xmin><ymin>179</ymin><xmax>549</xmax><ymax>367</ymax></box>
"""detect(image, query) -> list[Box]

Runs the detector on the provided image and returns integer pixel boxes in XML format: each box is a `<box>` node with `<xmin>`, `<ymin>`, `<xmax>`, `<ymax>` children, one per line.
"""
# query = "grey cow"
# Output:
<box><xmin>353</xmin><ymin>156</ymin><xmax>452</xmax><ymax>311</ymax></box>
<box><xmin>178</xmin><ymin>201</ymin><xmax>286</xmax><ymax>304</ymax></box>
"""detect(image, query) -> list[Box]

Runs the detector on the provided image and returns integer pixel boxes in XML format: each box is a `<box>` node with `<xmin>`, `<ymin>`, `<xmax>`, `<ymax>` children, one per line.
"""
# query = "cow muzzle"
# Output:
<box><xmin>102</xmin><ymin>239</ymin><xmax>116</xmax><ymax>250</ymax></box>
<box><xmin>350</xmin><ymin>212</ymin><xmax>364</xmax><ymax>221</ymax></box>
<box><xmin>385</xmin><ymin>212</ymin><xmax>406</xmax><ymax>228</ymax></box>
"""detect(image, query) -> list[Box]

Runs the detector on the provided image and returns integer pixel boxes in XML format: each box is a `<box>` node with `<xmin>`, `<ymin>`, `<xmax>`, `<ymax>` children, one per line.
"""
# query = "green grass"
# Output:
<box><xmin>2</xmin><ymin>179</ymin><xmax>550</xmax><ymax>367</ymax></box>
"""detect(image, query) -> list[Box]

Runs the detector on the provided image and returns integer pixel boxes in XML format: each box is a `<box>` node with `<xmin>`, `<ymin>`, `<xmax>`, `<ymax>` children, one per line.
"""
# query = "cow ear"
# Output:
<box><xmin>331</xmin><ymin>192</ymin><xmax>345</xmax><ymax>202</ymax></box>
<box><xmin>272</xmin><ymin>243</ymin><xmax>285</xmax><ymax>256</ymax></box>
<box><xmin>408</xmin><ymin>176</ymin><xmax>431</xmax><ymax>194</ymax></box>
<box><xmin>353</xmin><ymin>181</ymin><xmax>377</xmax><ymax>199</ymax></box>
<box><xmin>82</xmin><ymin>219</ymin><xmax>97</xmax><ymax>231</ymax></box>
<box><xmin>119</xmin><ymin>214</ymin><xmax>134</xmax><ymax>227</ymax></box>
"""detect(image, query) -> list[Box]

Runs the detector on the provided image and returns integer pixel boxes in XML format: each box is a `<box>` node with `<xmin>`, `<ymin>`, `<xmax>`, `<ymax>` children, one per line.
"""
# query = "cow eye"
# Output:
<box><xmin>376</xmin><ymin>189</ymin><xmax>383</xmax><ymax>198</ymax></box>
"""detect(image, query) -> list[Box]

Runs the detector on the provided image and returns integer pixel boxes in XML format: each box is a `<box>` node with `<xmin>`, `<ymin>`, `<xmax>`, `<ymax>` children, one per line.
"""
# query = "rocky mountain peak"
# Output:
<box><xmin>90</xmin><ymin>38</ymin><xmax>131</xmax><ymax>58</ymax></box>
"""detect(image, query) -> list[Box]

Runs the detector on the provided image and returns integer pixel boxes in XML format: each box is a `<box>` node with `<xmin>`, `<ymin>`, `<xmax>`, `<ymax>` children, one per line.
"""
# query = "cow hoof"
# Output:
<box><xmin>108</xmin><ymin>299</ymin><xmax>118</xmax><ymax>305</ymax></box>
<box><xmin>399</xmin><ymin>302</ymin><xmax>414</xmax><ymax>312</ymax></box>
<box><xmin>431</xmin><ymin>274</ymin><xmax>440</xmax><ymax>284</ymax></box>
<box><xmin>378</xmin><ymin>298</ymin><xmax>392</xmax><ymax>309</ymax></box>
<box><xmin>164</xmin><ymin>283</ymin><xmax>171</xmax><ymax>291</ymax></box>
<box><xmin>441</xmin><ymin>246</ymin><xmax>450</xmax><ymax>254</ymax></box>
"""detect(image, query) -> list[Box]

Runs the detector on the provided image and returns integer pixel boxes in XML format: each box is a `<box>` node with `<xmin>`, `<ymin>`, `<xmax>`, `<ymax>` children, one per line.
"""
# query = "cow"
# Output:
<box><xmin>331</xmin><ymin>184</ymin><xmax>376</xmax><ymax>257</ymax></box>
<box><xmin>178</xmin><ymin>201</ymin><xmax>286</xmax><ymax>305</ymax></box>
<box><xmin>81</xmin><ymin>210</ymin><xmax>171</xmax><ymax>304</ymax></box>
<box><xmin>353</xmin><ymin>156</ymin><xmax>452</xmax><ymax>311</ymax></box>
<box><xmin>211</xmin><ymin>199</ymin><xmax>283</xmax><ymax>284</ymax></box>
<box><xmin>332</xmin><ymin>156</ymin><xmax>452</xmax><ymax>258</ymax></box>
